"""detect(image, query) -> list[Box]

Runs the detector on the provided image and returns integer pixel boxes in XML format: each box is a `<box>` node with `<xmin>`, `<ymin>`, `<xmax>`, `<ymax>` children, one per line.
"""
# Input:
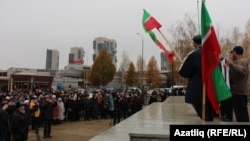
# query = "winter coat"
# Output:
<box><xmin>178</xmin><ymin>46</ymin><xmax>203</xmax><ymax>104</ymax></box>
<box><xmin>10</xmin><ymin>110</ymin><xmax>28</xmax><ymax>141</ymax></box>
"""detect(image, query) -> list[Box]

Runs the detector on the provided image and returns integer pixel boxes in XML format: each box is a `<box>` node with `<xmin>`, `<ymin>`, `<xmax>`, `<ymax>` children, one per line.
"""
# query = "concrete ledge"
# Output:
<box><xmin>90</xmin><ymin>96</ymin><xmax>250</xmax><ymax>141</ymax></box>
<box><xmin>129</xmin><ymin>132</ymin><xmax>168</xmax><ymax>141</ymax></box>
<box><xmin>128</xmin><ymin>96</ymin><xmax>200</xmax><ymax>141</ymax></box>
<box><xmin>89</xmin><ymin>96</ymin><xmax>200</xmax><ymax>141</ymax></box>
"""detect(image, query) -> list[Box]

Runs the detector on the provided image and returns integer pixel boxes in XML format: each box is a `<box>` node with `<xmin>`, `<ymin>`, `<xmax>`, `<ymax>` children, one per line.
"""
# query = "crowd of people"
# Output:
<box><xmin>0</xmin><ymin>87</ymin><xmax>168</xmax><ymax>141</ymax></box>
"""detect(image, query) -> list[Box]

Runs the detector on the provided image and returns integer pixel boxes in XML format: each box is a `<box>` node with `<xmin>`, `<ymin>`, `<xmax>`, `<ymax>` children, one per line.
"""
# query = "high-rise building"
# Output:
<box><xmin>93</xmin><ymin>37</ymin><xmax>117</xmax><ymax>66</ymax></box>
<box><xmin>68</xmin><ymin>47</ymin><xmax>85</xmax><ymax>65</ymax></box>
<box><xmin>46</xmin><ymin>49</ymin><xmax>59</xmax><ymax>70</ymax></box>
<box><xmin>160</xmin><ymin>52</ymin><xmax>168</xmax><ymax>71</ymax></box>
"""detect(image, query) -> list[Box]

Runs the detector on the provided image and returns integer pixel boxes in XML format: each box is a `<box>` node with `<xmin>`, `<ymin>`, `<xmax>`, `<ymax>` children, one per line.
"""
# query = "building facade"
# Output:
<box><xmin>160</xmin><ymin>52</ymin><xmax>169</xmax><ymax>71</ymax></box>
<box><xmin>46</xmin><ymin>49</ymin><xmax>59</xmax><ymax>70</ymax></box>
<box><xmin>93</xmin><ymin>37</ymin><xmax>117</xmax><ymax>66</ymax></box>
<box><xmin>53</xmin><ymin>65</ymin><xmax>91</xmax><ymax>90</ymax></box>
<box><xmin>10</xmin><ymin>74</ymin><xmax>53</xmax><ymax>92</ymax></box>
<box><xmin>0</xmin><ymin>70</ymin><xmax>8</xmax><ymax>92</ymax></box>
<box><xmin>69</xmin><ymin>47</ymin><xmax>85</xmax><ymax>65</ymax></box>
<box><xmin>0</xmin><ymin>68</ymin><xmax>53</xmax><ymax>92</ymax></box>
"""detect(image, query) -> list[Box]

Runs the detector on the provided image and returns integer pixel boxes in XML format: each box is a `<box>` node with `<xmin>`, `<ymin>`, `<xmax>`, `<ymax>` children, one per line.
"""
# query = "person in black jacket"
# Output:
<box><xmin>5</xmin><ymin>98</ymin><xmax>15</xmax><ymax>141</ymax></box>
<box><xmin>178</xmin><ymin>34</ymin><xmax>215</xmax><ymax>121</ymax></box>
<box><xmin>40</xmin><ymin>95</ymin><xmax>57</xmax><ymax>139</ymax></box>
<box><xmin>83</xmin><ymin>94</ymin><xmax>92</xmax><ymax>121</ymax></box>
<box><xmin>10</xmin><ymin>100</ymin><xmax>28</xmax><ymax>141</ymax></box>
<box><xmin>0</xmin><ymin>101</ymin><xmax>9</xmax><ymax>141</ymax></box>
<box><xmin>113</xmin><ymin>95</ymin><xmax>122</xmax><ymax>125</ymax></box>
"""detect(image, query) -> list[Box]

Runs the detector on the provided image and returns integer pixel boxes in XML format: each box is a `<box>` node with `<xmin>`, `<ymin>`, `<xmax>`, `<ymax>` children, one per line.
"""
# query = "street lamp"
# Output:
<box><xmin>136</xmin><ymin>33</ymin><xmax>144</xmax><ymax>89</ymax></box>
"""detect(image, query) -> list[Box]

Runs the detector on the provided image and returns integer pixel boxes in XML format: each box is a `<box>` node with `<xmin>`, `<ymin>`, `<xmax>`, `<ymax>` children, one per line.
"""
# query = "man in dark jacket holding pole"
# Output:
<box><xmin>178</xmin><ymin>34</ymin><xmax>214</xmax><ymax>121</ymax></box>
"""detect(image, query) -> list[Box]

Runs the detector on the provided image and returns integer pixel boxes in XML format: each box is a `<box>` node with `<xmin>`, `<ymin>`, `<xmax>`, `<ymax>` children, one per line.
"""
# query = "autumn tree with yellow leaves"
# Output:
<box><xmin>87</xmin><ymin>49</ymin><xmax>116</xmax><ymax>87</ymax></box>
<box><xmin>125</xmin><ymin>62</ymin><xmax>139</xmax><ymax>87</ymax></box>
<box><xmin>145</xmin><ymin>56</ymin><xmax>162</xmax><ymax>88</ymax></box>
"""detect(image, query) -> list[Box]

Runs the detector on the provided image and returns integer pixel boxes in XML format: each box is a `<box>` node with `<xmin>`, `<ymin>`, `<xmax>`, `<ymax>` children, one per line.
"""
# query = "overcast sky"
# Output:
<box><xmin>0</xmin><ymin>0</ymin><xmax>249</xmax><ymax>70</ymax></box>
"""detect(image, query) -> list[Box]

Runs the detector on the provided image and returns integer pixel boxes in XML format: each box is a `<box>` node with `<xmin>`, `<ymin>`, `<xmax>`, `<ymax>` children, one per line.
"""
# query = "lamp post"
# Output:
<box><xmin>136</xmin><ymin>33</ymin><xmax>144</xmax><ymax>89</ymax></box>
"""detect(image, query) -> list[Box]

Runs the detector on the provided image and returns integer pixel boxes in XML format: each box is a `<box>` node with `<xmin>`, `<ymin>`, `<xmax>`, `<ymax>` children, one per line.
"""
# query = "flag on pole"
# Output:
<box><xmin>201</xmin><ymin>0</ymin><xmax>232</xmax><ymax>114</ymax></box>
<box><xmin>142</xmin><ymin>9</ymin><xmax>174</xmax><ymax>63</ymax></box>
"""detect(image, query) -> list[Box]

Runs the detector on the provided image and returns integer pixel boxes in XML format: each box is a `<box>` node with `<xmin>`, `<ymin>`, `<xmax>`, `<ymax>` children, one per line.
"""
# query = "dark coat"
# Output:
<box><xmin>10</xmin><ymin>110</ymin><xmax>28</xmax><ymax>141</ymax></box>
<box><xmin>83</xmin><ymin>98</ymin><xmax>92</xmax><ymax>111</ymax></box>
<box><xmin>178</xmin><ymin>46</ymin><xmax>202</xmax><ymax>104</ymax></box>
<box><xmin>0</xmin><ymin>109</ymin><xmax>9</xmax><ymax>137</ymax></box>
<box><xmin>40</xmin><ymin>100</ymin><xmax>57</xmax><ymax>120</ymax></box>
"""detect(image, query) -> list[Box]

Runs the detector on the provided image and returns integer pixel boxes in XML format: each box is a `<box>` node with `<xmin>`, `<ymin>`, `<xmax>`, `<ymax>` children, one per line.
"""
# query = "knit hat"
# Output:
<box><xmin>233</xmin><ymin>46</ymin><xmax>244</xmax><ymax>55</ymax></box>
<box><xmin>192</xmin><ymin>35</ymin><xmax>201</xmax><ymax>44</ymax></box>
<box><xmin>15</xmin><ymin>100</ymin><xmax>25</xmax><ymax>109</ymax></box>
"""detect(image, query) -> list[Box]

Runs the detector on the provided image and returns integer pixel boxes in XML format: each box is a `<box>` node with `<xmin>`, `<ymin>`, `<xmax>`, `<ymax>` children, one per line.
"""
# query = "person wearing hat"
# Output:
<box><xmin>225</xmin><ymin>46</ymin><xmax>249</xmax><ymax>122</ymax></box>
<box><xmin>178</xmin><ymin>34</ymin><xmax>215</xmax><ymax>121</ymax></box>
<box><xmin>40</xmin><ymin>94</ymin><xmax>57</xmax><ymax>138</ymax></box>
<box><xmin>29</xmin><ymin>95</ymin><xmax>40</xmax><ymax>131</ymax></box>
<box><xmin>10</xmin><ymin>100</ymin><xmax>28</xmax><ymax>141</ymax></box>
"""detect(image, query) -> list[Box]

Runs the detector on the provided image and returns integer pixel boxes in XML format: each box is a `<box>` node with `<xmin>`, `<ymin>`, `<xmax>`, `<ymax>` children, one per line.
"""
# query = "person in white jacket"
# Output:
<box><xmin>219</xmin><ymin>51</ymin><xmax>233</xmax><ymax>121</ymax></box>
<box><xmin>57</xmin><ymin>98</ymin><xmax>65</xmax><ymax>124</ymax></box>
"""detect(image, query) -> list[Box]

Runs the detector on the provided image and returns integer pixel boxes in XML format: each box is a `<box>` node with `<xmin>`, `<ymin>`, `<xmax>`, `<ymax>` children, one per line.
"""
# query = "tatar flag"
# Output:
<box><xmin>201</xmin><ymin>1</ymin><xmax>232</xmax><ymax>114</ymax></box>
<box><xmin>142</xmin><ymin>9</ymin><xmax>174</xmax><ymax>63</ymax></box>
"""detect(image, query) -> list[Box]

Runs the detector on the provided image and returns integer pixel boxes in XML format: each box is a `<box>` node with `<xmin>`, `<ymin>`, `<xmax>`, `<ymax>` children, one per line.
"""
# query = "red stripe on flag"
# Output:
<box><xmin>144</xmin><ymin>17</ymin><xmax>162</xmax><ymax>31</ymax></box>
<box><xmin>206</xmin><ymin>76</ymin><xmax>220</xmax><ymax>113</ymax></box>
<box><xmin>202</xmin><ymin>27</ymin><xmax>221</xmax><ymax>83</ymax></box>
<box><xmin>157</xmin><ymin>41</ymin><xmax>174</xmax><ymax>62</ymax></box>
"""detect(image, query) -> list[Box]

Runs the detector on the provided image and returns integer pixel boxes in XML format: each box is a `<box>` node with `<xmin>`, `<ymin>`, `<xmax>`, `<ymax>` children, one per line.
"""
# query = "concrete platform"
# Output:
<box><xmin>89</xmin><ymin>96</ymin><xmax>250</xmax><ymax>141</ymax></box>
<box><xmin>89</xmin><ymin>96</ymin><xmax>201</xmax><ymax>141</ymax></box>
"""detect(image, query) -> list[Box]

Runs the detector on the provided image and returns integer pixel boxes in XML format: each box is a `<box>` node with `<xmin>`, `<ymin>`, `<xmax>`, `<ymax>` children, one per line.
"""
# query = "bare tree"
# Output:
<box><xmin>169</xmin><ymin>13</ymin><xmax>198</xmax><ymax>64</ymax></box>
<box><xmin>118</xmin><ymin>51</ymin><xmax>130</xmax><ymax>72</ymax></box>
<box><xmin>220</xmin><ymin>26</ymin><xmax>243</xmax><ymax>58</ymax></box>
<box><xmin>136</xmin><ymin>54</ymin><xmax>146</xmax><ymax>72</ymax></box>
<box><xmin>242</xmin><ymin>20</ymin><xmax>250</xmax><ymax>61</ymax></box>
<box><xmin>168</xmin><ymin>13</ymin><xmax>198</xmax><ymax>85</ymax></box>
<box><xmin>231</xmin><ymin>27</ymin><xmax>242</xmax><ymax>45</ymax></box>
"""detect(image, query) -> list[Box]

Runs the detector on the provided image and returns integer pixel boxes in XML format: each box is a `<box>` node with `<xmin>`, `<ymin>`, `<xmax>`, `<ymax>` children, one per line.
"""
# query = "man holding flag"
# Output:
<box><xmin>225</xmin><ymin>46</ymin><xmax>249</xmax><ymax>122</ymax></box>
<box><xmin>201</xmin><ymin>0</ymin><xmax>232</xmax><ymax>121</ymax></box>
<box><xmin>179</xmin><ymin>0</ymin><xmax>232</xmax><ymax>121</ymax></box>
<box><xmin>178</xmin><ymin>34</ymin><xmax>215</xmax><ymax>121</ymax></box>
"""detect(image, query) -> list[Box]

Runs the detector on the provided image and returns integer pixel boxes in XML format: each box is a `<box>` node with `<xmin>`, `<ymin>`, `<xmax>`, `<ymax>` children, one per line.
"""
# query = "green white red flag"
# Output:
<box><xmin>201</xmin><ymin>1</ymin><xmax>232</xmax><ymax>114</ymax></box>
<box><xmin>142</xmin><ymin>9</ymin><xmax>174</xmax><ymax>63</ymax></box>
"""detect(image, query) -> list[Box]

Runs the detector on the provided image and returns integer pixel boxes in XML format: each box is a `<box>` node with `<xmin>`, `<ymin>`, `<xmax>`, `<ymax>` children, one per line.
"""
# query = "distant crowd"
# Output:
<box><xmin>0</xmin><ymin>87</ymin><xmax>168</xmax><ymax>141</ymax></box>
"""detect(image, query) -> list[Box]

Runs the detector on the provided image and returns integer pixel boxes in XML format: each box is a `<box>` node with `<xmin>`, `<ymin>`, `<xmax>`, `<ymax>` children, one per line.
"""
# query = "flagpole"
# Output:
<box><xmin>157</xmin><ymin>29</ymin><xmax>182</xmax><ymax>62</ymax></box>
<box><xmin>197</xmin><ymin>0</ymin><xmax>201</xmax><ymax>34</ymax></box>
<box><xmin>202</xmin><ymin>83</ymin><xmax>206</xmax><ymax>121</ymax></box>
<box><xmin>201</xmin><ymin>0</ymin><xmax>206</xmax><ymax>122</ymax></box>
